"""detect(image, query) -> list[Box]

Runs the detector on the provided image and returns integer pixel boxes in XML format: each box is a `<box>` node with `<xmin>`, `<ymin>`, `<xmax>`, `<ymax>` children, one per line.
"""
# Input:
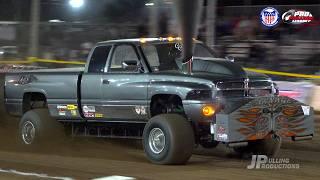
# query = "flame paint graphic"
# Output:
<box><xmin>275</xmin><ymin>106</ymin><xmax>306</xmax><ymax>137</ymax></box>
<box><xmin>237</xmin><ymin>103</ymin><xmax>306</xmax><ymax>140</ymax></box>
<box><xmin>237</xmin><ymin>108</ymin><xmax>269</xmax><ymax>140</ymax></box>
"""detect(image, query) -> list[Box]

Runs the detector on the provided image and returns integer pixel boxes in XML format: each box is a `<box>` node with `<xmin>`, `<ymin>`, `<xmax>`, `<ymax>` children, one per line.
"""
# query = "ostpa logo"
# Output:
<box><xmin>282</xmin><ymin>9</ymin><xmax>313</xmax><ymax>24</ymax></box>
<box><xmin>260</xmin><ymin>7</ymin><xmax>279</xmax><ymax>27</ymax></box>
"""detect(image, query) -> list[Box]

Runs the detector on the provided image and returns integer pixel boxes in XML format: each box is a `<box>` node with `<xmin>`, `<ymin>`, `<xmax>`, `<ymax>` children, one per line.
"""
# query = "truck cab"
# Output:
<box><xmin>80</xmin><ymin>38</ymin><xmax>220</xmax><ymax>121</ymax></box>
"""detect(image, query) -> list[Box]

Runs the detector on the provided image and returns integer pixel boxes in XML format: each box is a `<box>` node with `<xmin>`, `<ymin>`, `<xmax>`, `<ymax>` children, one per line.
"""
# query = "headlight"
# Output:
<box><xmin>186</xmin><ymin>90</ymin><xmax>212</xmax><ymax>100</ymax></box>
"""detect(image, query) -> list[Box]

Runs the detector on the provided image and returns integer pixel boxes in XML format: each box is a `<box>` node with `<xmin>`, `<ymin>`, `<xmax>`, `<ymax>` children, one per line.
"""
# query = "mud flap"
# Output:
<box><xmin>214</xmin><ymin>96</ymin><xmax>314</xmax><ymax>143</ymax></box>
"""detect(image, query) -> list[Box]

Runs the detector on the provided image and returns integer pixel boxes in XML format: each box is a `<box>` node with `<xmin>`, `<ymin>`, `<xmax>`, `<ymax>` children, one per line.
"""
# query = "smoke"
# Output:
<box><xmin>174</xmin><ymin>0</ymin><xmax>202</xmax><ymax>63</ymax></box>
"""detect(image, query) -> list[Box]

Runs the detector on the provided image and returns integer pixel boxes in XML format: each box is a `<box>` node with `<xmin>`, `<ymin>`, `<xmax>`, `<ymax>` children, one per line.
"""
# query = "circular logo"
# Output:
<box><xmin>260</xmin><ymin>7</ymin><xmax>279</xmax><ymax>27</ymax></box>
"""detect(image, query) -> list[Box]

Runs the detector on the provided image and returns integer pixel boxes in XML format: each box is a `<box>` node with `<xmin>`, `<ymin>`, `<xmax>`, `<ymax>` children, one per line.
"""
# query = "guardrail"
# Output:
<box><xmin>0</xmin><ymin>57</ymin><xmax>86</xmax><ymax>65</ymax></box>
<box><xmin>244</xmin><ymin>68</ymin><xmax>320</xmax><ymax>79</ymax></box>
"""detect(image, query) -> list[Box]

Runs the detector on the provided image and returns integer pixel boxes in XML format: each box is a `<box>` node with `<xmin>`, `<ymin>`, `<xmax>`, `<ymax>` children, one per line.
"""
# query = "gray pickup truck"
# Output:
<box><xmin>4</xmin><ymin>38</ymin><xmax>314</xmax><ymax>164</ymax></box>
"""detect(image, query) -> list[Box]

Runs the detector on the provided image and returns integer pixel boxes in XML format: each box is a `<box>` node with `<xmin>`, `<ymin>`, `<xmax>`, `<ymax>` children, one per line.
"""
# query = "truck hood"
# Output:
<box><xmin>193</xmin><ymin>57</ymin><xmax>269</xmax><ymax>81</ymax></box>
<box><xmin>190</xmin><ymin>71</ymin><xmax>270</xmax><ymax>82</ymax></box>
<box><xmin>174</xmin><ymin>57</ymin><xmax>270</xmax><ymax>82</ymax></box>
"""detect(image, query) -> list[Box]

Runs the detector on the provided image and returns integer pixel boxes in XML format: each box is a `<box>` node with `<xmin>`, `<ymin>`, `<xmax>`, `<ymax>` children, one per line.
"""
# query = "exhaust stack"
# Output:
<box><xmin>174</xmin><ymin>0</ymin><xmax>202</xmax><ymax>74</ymax></box>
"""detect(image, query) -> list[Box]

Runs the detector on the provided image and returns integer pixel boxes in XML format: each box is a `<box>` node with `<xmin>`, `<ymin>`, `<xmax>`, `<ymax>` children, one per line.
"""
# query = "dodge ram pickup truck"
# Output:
<box><xmin>4</xmin><ymin>38</ymin><xmax>314</xmax><ymax>165</ymax></box>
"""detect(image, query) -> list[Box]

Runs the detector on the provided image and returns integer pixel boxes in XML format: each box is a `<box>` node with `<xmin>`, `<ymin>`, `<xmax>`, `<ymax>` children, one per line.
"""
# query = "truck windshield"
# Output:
<box><xmin>142</xmin><ymin>42</ymin><xmax>216</xmax><ymax>72</ymax></box>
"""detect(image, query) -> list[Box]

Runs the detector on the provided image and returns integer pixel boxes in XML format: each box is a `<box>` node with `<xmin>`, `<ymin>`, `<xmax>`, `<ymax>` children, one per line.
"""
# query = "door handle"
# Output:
<box><xmin>102</xmin><ymin>79</ymin><xmax>110</xmax><ymax>84</ymax></box>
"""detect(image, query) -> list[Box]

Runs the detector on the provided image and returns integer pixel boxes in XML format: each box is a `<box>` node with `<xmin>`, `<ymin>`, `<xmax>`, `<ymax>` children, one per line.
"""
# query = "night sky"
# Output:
<box><xmin>0</xmin><ymin>0</ymin><xmax>147</xmax><ymax>22</ymax></box>
<box><xmin>0</xmin><ymin>0</ymin><xmax>319</xmax><ymax>22</ymax></box>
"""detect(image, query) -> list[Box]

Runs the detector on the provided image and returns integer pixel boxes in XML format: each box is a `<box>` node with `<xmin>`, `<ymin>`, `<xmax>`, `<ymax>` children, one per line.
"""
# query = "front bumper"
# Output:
<box><xmin>213</xmin><ymin>96</ymin><xmax>314</xmax><ymax>143</ymax></box>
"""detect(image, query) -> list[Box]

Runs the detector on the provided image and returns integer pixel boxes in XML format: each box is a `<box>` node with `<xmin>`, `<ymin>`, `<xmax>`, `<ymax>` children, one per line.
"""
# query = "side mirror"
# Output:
<box><xmin>121</xmin><ymin>60</ymin><xmax>139</xmax><ymax>72</ymax></box>
<box><xmin>272</xmin><ymin>82</ymin><xmax>279</xmax><ymax>95</ymax></box>
<box><xmin>225</xmin><ymin>55</ymin><xmax>235</xmax><ymax>62</ymax></box>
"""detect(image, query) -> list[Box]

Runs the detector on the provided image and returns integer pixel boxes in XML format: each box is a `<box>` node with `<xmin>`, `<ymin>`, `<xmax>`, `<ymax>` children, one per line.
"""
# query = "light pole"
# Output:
<box><xmin>29</xmin><ymin>0</ymin><xmax>40</xmax><ymax>57</ymax></box>
<box><xmin>206</xmin><ymin>0</ymin><xmax>216</xmax><ymax>46</ymax></box>
<box><xmin>147</xmin><ymin>1</ymin><xmax>158</xmax><ymax>37</ymax></box>
<box><xmin>28</xmin><ymin>0</ymin><xmax>85</xmax><ymax>58</ymax></box>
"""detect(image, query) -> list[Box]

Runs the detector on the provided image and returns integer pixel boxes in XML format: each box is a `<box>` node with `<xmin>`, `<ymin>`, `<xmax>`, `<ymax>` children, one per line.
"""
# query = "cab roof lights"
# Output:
<box><xmin>139</xmin><ymin>37</ymin><xmax>183</xmax><ymax>43</ymax></box>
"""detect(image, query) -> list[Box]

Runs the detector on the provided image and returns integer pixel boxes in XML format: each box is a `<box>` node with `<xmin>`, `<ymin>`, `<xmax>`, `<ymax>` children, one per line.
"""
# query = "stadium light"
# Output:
<box><xmin>145</xmin><ymin>2</ymin><xmax>155</xmax><ymax>6</ymax></box>
<box><xmin>69</xmin><ymin>0</ymin><xmax>84</xmax><ymax>8</ymax></box>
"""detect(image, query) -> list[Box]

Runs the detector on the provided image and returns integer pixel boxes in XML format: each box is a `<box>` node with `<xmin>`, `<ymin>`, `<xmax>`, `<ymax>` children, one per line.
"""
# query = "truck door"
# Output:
<box><xmin>81</xmin><ymin>45</ymin><xmax>112</xmax><ymax>119</ymax></box>
<box><xmin>100</xmin><ymin>44</ymin><xmax>149</xmax><ymax>121</ymax></box>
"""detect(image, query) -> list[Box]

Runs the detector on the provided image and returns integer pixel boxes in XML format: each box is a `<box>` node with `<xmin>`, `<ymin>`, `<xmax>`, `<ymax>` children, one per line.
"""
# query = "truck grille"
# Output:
<box><xmin>216</xmin><ymin>79</ymin><xmax>272</xmax><ymax>98</ymax></box>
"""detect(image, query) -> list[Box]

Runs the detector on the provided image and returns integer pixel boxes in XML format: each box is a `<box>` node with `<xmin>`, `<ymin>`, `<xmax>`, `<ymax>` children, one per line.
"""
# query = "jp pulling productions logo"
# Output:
<box><xmin>247</xmin><ymin>155</ymin><xmax>300</xmax><ymax>169</ymax></box>
<box><xmin>260</xmin><ymin>7</ymin><xmax>279</xmax><ymax>27</ymax></box>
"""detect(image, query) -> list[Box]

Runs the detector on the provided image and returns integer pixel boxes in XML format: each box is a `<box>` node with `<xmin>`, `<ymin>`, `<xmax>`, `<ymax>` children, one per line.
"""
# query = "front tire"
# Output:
<box><xmin>143</xmin><ymin>114</ymin><xmax>195</xmax><ymax>165</ymax></box>
<box><xmin>19</xmin><ymin>109</ymin><xmax>64</xmax><ymax>146</ymax></box>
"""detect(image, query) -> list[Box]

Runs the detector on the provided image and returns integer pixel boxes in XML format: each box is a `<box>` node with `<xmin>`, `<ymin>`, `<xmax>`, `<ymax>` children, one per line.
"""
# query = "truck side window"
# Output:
<box><xmin>88</xmin><ymin>46</ymin><xmax>111</xmax><ymax>73</ymax></box>
<box><xmin>109</xmin><ymin>45</ymin><xmax>139</xmax><ymax>72</ymax></box>
<box><xmin>143</xmin><ymin>45</ymin><xmax>160</xmax><ymax>67</ymax></box>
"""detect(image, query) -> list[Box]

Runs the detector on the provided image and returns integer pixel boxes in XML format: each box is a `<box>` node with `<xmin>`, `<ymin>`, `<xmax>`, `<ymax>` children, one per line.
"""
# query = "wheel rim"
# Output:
<box><xmin>22</xmin><ymin>121</ymin><xmax>36</xmax><ymax>145</ymax></box>
<box><xmin>148</xmin><ymin>128</ymin><xmax>166</xmax><ymax>154</ymax></box>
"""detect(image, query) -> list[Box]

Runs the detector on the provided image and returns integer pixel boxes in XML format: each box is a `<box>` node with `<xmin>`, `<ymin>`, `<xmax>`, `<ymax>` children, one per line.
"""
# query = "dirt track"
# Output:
<box><xmin>0</xmin><ymin>75</ymin><xmax>319</xmax><ymax>180</ymax></box>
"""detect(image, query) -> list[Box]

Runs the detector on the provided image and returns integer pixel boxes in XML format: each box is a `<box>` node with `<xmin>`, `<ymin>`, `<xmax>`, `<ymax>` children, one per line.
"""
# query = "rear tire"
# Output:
<box><xmin>234</xmin><ymin>136</ymin><xmax>282</xmax><ymax>157</ymax></box>
<box><xmin>19</xmin><ymin>109</ymin><xmax>65</xmax><ymax>146</ymax></box>
<box><xmin>143</xmin><ymin>114</ymin><xmax>195</xmax><ymax>165</ymax></box>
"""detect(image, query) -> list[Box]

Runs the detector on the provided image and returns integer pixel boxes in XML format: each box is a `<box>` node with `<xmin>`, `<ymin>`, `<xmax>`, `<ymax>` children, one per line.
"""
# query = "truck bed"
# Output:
<box><xmin>4</xmin><ymin>68</ymin><xmax>83</xmax><ymax>117</ymax></box>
